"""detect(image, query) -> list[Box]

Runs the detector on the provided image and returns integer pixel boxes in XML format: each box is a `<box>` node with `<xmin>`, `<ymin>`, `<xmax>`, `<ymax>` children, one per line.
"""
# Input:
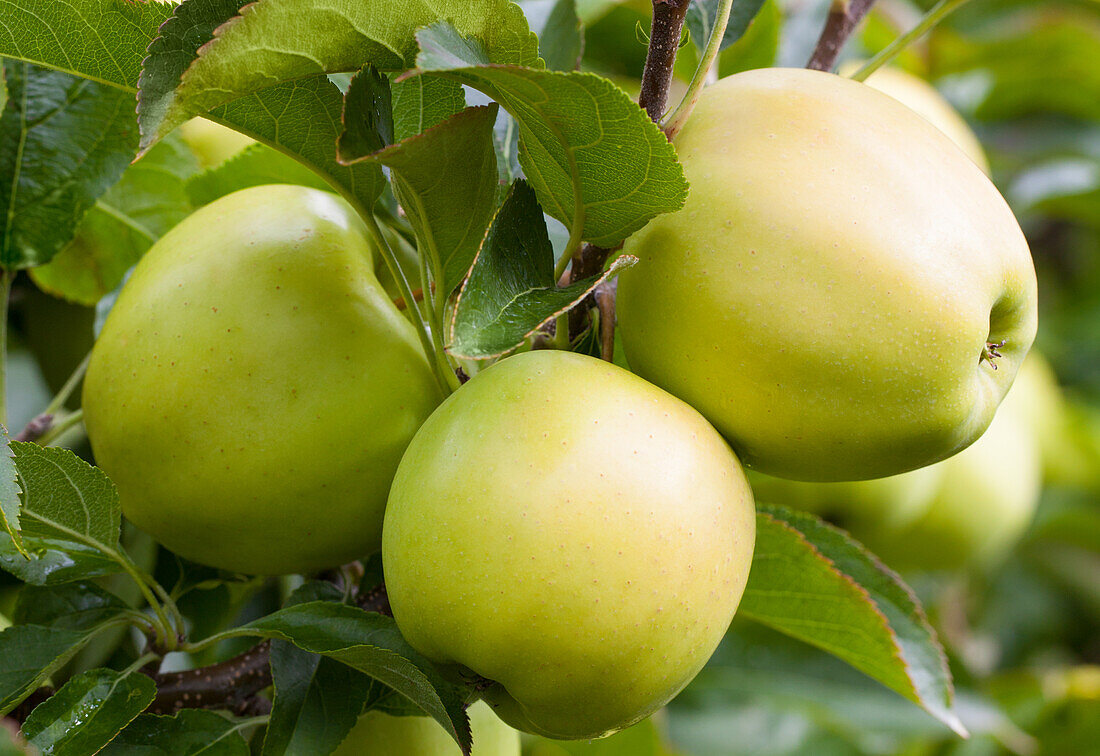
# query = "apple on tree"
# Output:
<box><xmin>82</xmin><ymin>184</ymin><xmax>442</xmax><ymax>575</ymax></box>
<box><xmin>383</xmin><ymin>350</ymin><xmax>756</xmax><ymax>740</ymax></box>
<box><xmin>332</xmin><ymin>701</ymin><xmax>519</xmax><ymax>756</ymax></box>
<box><xmin>177</xmin><ymin>117</ymin><xmax>256</xmax><ymax>170</ymax></box>
<box><xmin>617</xmin><ymin>67</ymin><xmax>1038</xmax><ymax>482</ymax></box>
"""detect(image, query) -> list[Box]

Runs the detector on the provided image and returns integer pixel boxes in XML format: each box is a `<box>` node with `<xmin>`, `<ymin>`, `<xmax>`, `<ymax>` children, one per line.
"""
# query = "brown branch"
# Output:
<box><xmin>14</xmin><ymin>413</ymin><xmax>53</xmax><ymax>442</ymax></box>
<box><xmin>806</xmin><ymin>0</ymin><xmax>877</xmax><ymax>72</ymax></box>
<box><xmin>595</xmin><ymin>281</ymin><xmax>617</xmax><ymax>363</ymax></box>
<box><xmin>638</xmin><ymin>0</ymin><xmax>692</xmax><ymax>123</ymax></box>
<box><xmin>147</xmin><ymin>641</ymin><xmax>272</xmax><ymax>715</ymax></box>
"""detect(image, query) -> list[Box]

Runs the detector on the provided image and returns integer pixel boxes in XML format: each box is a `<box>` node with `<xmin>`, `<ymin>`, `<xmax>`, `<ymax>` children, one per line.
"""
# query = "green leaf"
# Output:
<box><xmin>413</xmin><ymin>23</ymin><xmax>689</xmax><ymax>247</ymax></box>
<box><xmin>10</xmin><ymin>442</ymin><xmax>120</xmax><ymax>551</ymax></box>
<box><xmin>103</xmin><ymin>710</ymin><xmax>250</xmax><ymax>755</ymax></box>
<box><xmin>138</xmin><ymin>0</ymin><xmax>540</xmax><ymax>149</ymax></box>
<box><xmin>336</xmin><ymin>66</ymin><xmax>394</xmax><ymax>161</ymax></box>
<box><xmin>0</xmin><ymin>430</ymin><xmax>22</xmax><ymax>556</ymax></box>
<box><xmin>740</xmin><ymin>506</ymin><xmax>965</xmax><ymax>736</ymax></box>
<box><xmin>390</xmin><ymin>76</ymin><xmax>466</xmax><ymax>142</ymax></box>
<box><xmin>240</xmin><ymin>601</ymin><xmax>472</xmax><ymax>754</ymax></box>
<box><xmin>185</xmin><ymin>143</ymin><xmax>332</xmax><ymax>208</ymax></box>
<box><xmin>448</xmin><ymin>181</ymin><xmax>636</xmax><ymax>359</ymax></box>
<box><xmin>685</xmin><ymin>0</ymin><xmax>769</xmax><ymax>55</ymax></box>
<box><xmin>350</xmin><ymin>105</ymin><xmax>501</xmax><ymax>295</ymax></box>
<box><xmin>14</xmin><ymin>582</ymin><xmax>127</xmax><ymax>631</ymax></box>
<box><xmin>0</xmin><ymin>537</ymin><xmax>123</xmax><ymax>586</ymax></box>
<box><xmin>522</xmin><ymin>0</ymin><xmax>585</xmax><ymax>72</ymax></box>
<box><xmin>0</xmin><ymin>63</ymin><xmax>138</xmax><ymax>269</ymax></box>
<box><xmin>0</xmin><ymin>0</ymin><xmax>173</xmax><ymax>89</ymax></box>
<box><xmin>21</xmin><ymin>668</ymin><xmax>156</xmax><ymax>755</ymax></box>
<box><xmin>0</xmin><ymin>624</ymin><xmax>120</xmax><ymax>716</ymax></box>
<box><xmin>30</xmin><ymin>133</ymin><xmax>200</xmax><ymax>305</ymax></box>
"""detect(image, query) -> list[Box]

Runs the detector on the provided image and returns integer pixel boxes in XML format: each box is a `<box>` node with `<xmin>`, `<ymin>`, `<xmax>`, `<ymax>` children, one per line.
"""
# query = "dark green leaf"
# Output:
<box><xmin>0</xmin><ymin>430</ymin><xmax>22</xmax><ymax>556</ymax></box>
<box><xmin>685</xmin><ymin>0</ymin><xmax>769</xmax><ymax>55</ymax></box>
<box><xmin>0</xmin><ymin>624</ymin><xmax>109</xmax><ymax>716</ymax></box>
<box><xmin>15</xmin><ymin>582</ymin><xmax>127</xmax><ymax>631</ymax></box>
<box><xmin>22</xmin><ymin>668</ymin><xmax>156</xmax><ymax>755</ymax></box>
<box><xmin>10</xmin><ymin>442</ymin><xmax>120</xmax><ymax>551</ymax></box>
<box><xmin>740</xmin><ymin>506</ymin><xmax>964</xmax><ymax>735</ymax></box>
<box><xmin>0</xmin><ymin>536</ymin><xmax>123</xmax><ymax>586</ymax></box>
<box><xmin>413</xmin><ymin>23</ymin><xmax>688</xmax><ymax>247</ymax></box>
<box><xmin>0</xmin><ymin>0</ymin><xmax>172</xmax><ymax>89</ymax></box>
<box><xmin>448</xmin><ymin>181</ymin><xmax>636</xmax><ymax>359</ymax></box>
<box><xmin>0</xmin><ymin>63</ymin><xmax>138</xmax><ymax>269</ymax></box>
<box><xmin>137</xmin><ymin>0</ymin><xmax>540</xmax><ymax>149</ymax></box>
<box><xmin>31</xmin><ymin>133</ymin><xmax>200</xmax><ymax>305</ymax></box>
<box><xmin>185</xmin><ymin>143</ymin><xmax>332</xmax><ymax>208</ymax></box>
<box><xmin>523</xmin><ymin>0</ymin><xmax>585</xmax><ymax>71</ymax></box>
<box><xmin>337</xmin><ymin>66</ymin><xmax>394</xmax><ymax>161</ymax></box>
<box><xmin>350</xmin><ymin>105</ymin><xmax>501</xmax><ymax>295</ymax></box>
<box><xmin>103</xmin><ymin>710</ymin><xmax>250</xmax><ymax>755</ymax></box>
<box><xmin>240</xmin><ymin>602</ymin><xmax>472</xmax><ymax>754</ymax></box>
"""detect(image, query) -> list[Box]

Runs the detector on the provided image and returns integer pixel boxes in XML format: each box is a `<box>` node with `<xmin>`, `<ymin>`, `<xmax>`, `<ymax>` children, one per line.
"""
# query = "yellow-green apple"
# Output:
<box><xmin>178</xmin><ymin>118</ymin><xmax>255</xmax><ymax>169</ymax></box>
<box><xmin>839</xmin><ymin>63</ymin><xmax>989</xmax><ymax>174</ymax></box>
<box><xmin>83</xmin><ymin>185</ymin><xmax>441</xmax><ymax>575</ymax></box>
<box><xmin>617</xmin><ymin>67</ymin><xmax>1037</xmax><ymax>481</ymax></box>
<box><xmin>383</xmin><ymin>351</ymin><xmax>756</xmax><ymax>740</ymax></box>
<box><xmin>332</xmin><ymin>701</ymin><xmax>519</xmax><ymax>756</ymax></box>
<box><xmin>859</xmin><ymin>393</ymin><xmax>1041</xmax><ymax>570</ymax></box>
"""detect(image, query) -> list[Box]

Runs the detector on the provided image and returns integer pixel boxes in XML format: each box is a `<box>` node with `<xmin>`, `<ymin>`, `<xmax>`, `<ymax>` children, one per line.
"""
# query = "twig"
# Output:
<box><xmin>806</xmin><ymin>0</ymin><xmax>877</xmax><ymax>72</ymax></box>
<box><xmin>595</xmin><ymin>281</ymin><xmax>617</xmax><ymax>363</ymax></box>
<box><xmin>14</xmin><ymin>413</ymin><xmax>53</xmax><ymax>442</ymax></box>
<box><xmin>662</xmin><ymin>0</ymin><xmax>734</xmax><ymax>139</ymax></box>
<box><xmin>148</xmin><ymin>641</ymin><xmax>272</xmax><ymax>715</ymax></box>
<box><xmin>638</xmin><ymin>0</ymin><xmax>693</xmax><ymax>123</ymax></box>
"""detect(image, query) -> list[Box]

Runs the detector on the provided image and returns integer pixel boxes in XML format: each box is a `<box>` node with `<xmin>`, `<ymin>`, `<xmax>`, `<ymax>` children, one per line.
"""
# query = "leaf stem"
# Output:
<box><xmin>44</xmin><ymin>350</ymin><xmax>92</xmax><ymax>416</ymax></box>
<box><xmin>115</xmin><ymin>550</ymin><xmax>176</xmax><ymax>651</ymax></box>
<box><xmin>851</xmin><ymin>0</ymin><xmax>972</xmax><ymax>82</ymax></box>
<box><xmin>662</xmin><ymin>0</ymin><xmax>734</xmax><ymax>139</ymax></box>
<box><xmin>0</xmin><ymin>270</ymin><xmax>12</xmax><ymax>429</ymax></box>
<box><xmin>36</xmin><ymin>409</ymin><xmax>83</xmax><ymax>446</ymax></box>
<box><xmin>123</xmin><ymin>651</ymin><xmax>161</xmax><ymax>678</ymax></box>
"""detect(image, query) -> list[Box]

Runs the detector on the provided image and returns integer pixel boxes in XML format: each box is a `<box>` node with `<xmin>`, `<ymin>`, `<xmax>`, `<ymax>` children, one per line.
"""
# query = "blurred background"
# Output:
<box><xmin>6</xmin><ymin>0</ymin><xmax>1097</xmax><ymax>754</ymax></box>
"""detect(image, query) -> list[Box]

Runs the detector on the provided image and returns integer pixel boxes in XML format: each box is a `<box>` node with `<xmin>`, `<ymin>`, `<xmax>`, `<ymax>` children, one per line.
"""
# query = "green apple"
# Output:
<box><xmin>332</xmin><ymin>701</ymin><xmax>519</xmax><ymax>755</ymax></box>
<box><xmin>618</xmin><ymin>67</ymin><xmax>1037</xmax><ymax>482</ymax></box>
<box><xmin>859</xmin><ymin>391</ymin><xmax>1041</xmax><ymax>570</ymax></box>
<box><xmin>0</xmin><ymin>612</ymin><xmax>9</xmax><ymax>632</ymax></box>
<box><xmin>83</xmin><ymin>185</ymin><xmax>442</xmax><ymax>575</ymax></box>
<box><xmin>838</xmin><ymin>63</ymin><xmax>989</xmax><ymax>174</ymax></box>
<box><xmin>178</xmin><ymin>117</ymin><xmax>255</xmax><ymax>170</ymax></box>
<box><xmin>383</xmin><ymin>351</ymin><xmax>756</xmax><ymax>740</ymax></box>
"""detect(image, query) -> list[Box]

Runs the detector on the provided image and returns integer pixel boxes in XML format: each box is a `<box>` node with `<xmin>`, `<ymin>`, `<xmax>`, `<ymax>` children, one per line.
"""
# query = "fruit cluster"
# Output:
<box><xmin>83</xmin><ymin>68</ymin><xmax>1037</xmax><ymax>741</ymax></box>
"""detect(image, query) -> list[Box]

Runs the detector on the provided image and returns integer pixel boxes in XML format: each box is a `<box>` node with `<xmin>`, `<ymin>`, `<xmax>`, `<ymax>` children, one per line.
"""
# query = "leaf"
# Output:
<box><xmin>30</xmin><ymin>133</ymin><xmax>200</xmax><ymax>305</ymax></box>
<box><xmin>390</xmin><ymin>76</ymin><xmax>466</xmax><ymax>142</ymax></box>
<box><xmin>0</xmin><ymin>63</ymin><xmax>138</xmax><ymax>269</ymax></box>
<box><xmin>0</xmin><ymin>624</ymin><xmax>116</xmax><ymax>716</ymax></box>
<box><xmin>21</xmin><ymin>668</ymin><xmax>156</xmax><ymax>755</ymax></box>
<box><xmin>137</xmin><ymin>0</ymin><xmax>540</xmax><ymax>149</ymax></box>
<box><xmin>349</xmin><ymin>105</ymin><xmax>501</xmax><ymax>295</ymax></box>
<box><xmin>448</xmin><ymin>181</ymin><xmax>636</xmax><ymax>359</ymax></box>
<box><xmin>740</xmin><ymin>506</ymin><xmax>965</xmax><ymax>736</ymax></box>
<box><xmin>413</xmin><ymin>23</ymin><xmax>689</xmax><ymax>247</ymax></box>
<box><xmin>10</xmin><ymin>442</ymin><xmax>121</xmax><ymax>551</ymax></box>
<box><xmin>15</xmin><ymin>582</ymin><xmax>127</xmax><ymax>631</ymax></box>
<box><xmin>0</xmin><ymin>429</ymin><xmax>22</xmax><ymax>556</ymax></box>
<box><xmin>336</xmin><ymin>66</ymin><xmax>394</xmax><ymax>161</ymax></box>
<box><xmin>103</xmin><ymin>710</ymin><xmax>250</xmax><ymax>756</ymax></box>
<box><xmin>0</xmin><ymin>0</ymin><xmax>173</xmax><ymax>89</ymax></box>
<box><xmin>185</xmin><ymin>142</ymin><xmax>332</xmax><ymax>208</ymax></box>
<box><xmin>0</xmin><ymin>537</ymin><xmax>123</xmax><ymax>586</ymax></box>
<box><xmin>521</xmin><ymin>0</ymin><xmax>585</xmax><ymax>71</ymax></box>
<box><xmin>685</xmin><ymin>0</ymin><xmax>769</xmax><ymax>55</ymax></box>
<box><xmin>240</xmin><ymin>602</ymin><xmax>472</xmax><ymax>754</ymax></box>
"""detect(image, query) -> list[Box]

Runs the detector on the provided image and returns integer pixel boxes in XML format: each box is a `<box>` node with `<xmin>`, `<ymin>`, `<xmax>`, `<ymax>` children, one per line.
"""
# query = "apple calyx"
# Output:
<box><xmin>982</xmin><ymin>339</ymin><xmax>1008</xmax><ymax>370</ymax></box>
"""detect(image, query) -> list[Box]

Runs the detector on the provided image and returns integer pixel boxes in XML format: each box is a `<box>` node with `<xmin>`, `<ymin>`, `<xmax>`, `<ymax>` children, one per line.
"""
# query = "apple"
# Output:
<box><xmin>332</xmin><ymin>701</ymin><xmax>519</xmax><ymax>755</ymax></box>
<box><xmin>177</xmin><ymin>118</ymin><xmax>255</xmax><ymax>170</ymax></box>
<box><xmin>0</xmin><ymin>612</ymin><xmax>8</xmax><ymax>632</ymax></box>
<box><xmin>83</xmin><ymin>185</ymin><xmax>442</xmax><ymax>575</ymax></box>
<box><xmin>382</xmin><ymin>350</ymin><xmax>756</xmax><ymax>740</ymax></box>
<box><xmin>617</xmin><ymin>67</ymin><xmax>1037</xmax><ymax>482</ymax></box>
<box><xmin>838</xmin><ymin>63</ymin><xmax>989</xmax><ymax>174</ymax></box>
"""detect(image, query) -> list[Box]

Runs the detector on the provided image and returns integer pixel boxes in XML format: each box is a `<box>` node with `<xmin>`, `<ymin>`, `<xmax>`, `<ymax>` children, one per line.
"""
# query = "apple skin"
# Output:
<box><xmin>383</xmin><ymin>350</ymin><xmax>755</xmax><ymax>740</ymax></box>
<box><xmin>838</xmin><ymin>63</ymin><xmax>989</xmax><ymax>174</ymax></box>
<box><xmin>178</xmin><ymin>118</ymin><xmax>255</xmax><ymax>169</ymax></box>
<box><xmin>617</xmin><ymin>67</ymin><xmax>1037</xmax><ymax>482</ymax></box>
<box><xmin>83</xmin><ymin>185</ymin><xmax>442</xmax><ymax>575</ymax></box>
<box><xmin>332</xmin><ymin>701</ymin><xmax>519</xmax><ymax>756</ymax></box>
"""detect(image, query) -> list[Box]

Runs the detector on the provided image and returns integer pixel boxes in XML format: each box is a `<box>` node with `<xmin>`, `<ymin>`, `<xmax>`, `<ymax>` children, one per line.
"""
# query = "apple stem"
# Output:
<box><xmin>850</xmin><ymin>0</ymin><xmax>974</xmax><ymax>82</ymax></box>
<box><xmin>806</xmin><ymin>0</ymin><xmax>878</xmax><ymax>72</ymax></box>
